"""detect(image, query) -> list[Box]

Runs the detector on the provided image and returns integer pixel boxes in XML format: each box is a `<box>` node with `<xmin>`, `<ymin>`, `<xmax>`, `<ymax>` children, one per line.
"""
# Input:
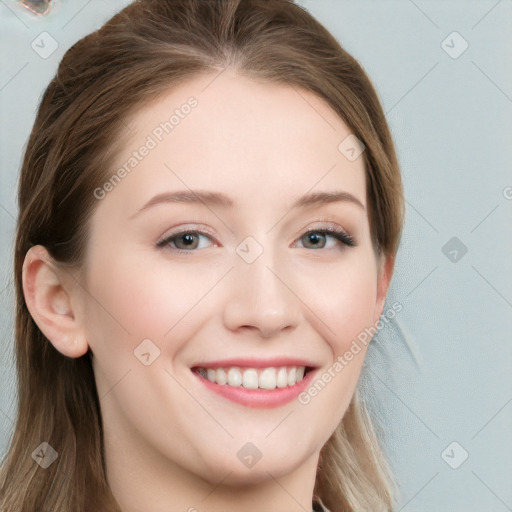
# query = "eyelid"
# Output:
<box><xmin>299</xmin><ymin>219</ymin><xmax>356</xmax><ymax>242</ymax></box>
<box><xmin>157</xmin><ymin>223</ymin><xmax>216</xmax><ymax>241</ymax></box>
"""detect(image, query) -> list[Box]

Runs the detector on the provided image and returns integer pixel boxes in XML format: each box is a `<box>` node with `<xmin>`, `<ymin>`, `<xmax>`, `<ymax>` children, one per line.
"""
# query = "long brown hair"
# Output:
<box><xmin>0</xmin><ymin>1</ymin><xmax>404</xmax><ymax>510</ymax></box>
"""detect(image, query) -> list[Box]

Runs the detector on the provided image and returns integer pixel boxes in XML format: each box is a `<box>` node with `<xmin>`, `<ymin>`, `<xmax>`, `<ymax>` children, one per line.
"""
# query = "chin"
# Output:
<box><xmin>196</xmin><ymin>447</ymin><xmax>309</xmax><ymax>487</ymax></box>
<box><xmin>212</xmin><ymin>463</ymin><xmax>294</xmax><ymax>487</ymax></box>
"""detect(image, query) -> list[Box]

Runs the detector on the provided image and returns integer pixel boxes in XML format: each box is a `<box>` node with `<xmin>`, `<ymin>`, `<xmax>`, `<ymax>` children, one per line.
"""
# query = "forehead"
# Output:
<box><xmin>101</xmin><ymin>68</ymin><xmax>366</xmax><ymax>216</ymax></box>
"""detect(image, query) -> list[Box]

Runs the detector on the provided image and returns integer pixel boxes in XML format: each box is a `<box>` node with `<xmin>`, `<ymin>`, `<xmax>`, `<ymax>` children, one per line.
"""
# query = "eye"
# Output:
<box><xmin>156</xmin><ymin>230</ymin><xmax>214</xmax><ymax>252</ymax></box>
<box><xmin>296</xmin><ymin>226</ymin><xmax>355</xmax><ymax>250</ymax></box>
<box><xmin>156</xmin><ymin>224</ymin><xmax>356</xmax><ymax>254</ymax></box>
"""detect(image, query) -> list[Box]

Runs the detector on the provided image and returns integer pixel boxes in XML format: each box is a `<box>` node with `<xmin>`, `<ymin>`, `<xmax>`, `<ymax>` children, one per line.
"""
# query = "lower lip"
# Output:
<box><xmin>192</xmin><ymin>369</ymin><xmax>316</xmax><ymax>408</ymax></box>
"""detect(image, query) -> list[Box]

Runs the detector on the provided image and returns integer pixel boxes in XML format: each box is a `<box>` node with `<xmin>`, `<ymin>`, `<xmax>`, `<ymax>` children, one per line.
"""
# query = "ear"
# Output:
<box><xmin>22</xmin><ymin>245</ymin><xmax>89</xmax><ymax>358</ymax></box>
<box><xmin>372</xmin><ymin>253</ymin><xmax>395</xmax><ymax>325</ymax></box>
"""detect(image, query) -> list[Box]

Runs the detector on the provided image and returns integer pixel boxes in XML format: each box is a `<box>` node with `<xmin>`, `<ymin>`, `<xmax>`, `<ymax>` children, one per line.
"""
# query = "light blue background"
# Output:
<box><xmin>1</xmin><ymin>1</ymin><xmax>511</xmax><ymax>511</ymax></box>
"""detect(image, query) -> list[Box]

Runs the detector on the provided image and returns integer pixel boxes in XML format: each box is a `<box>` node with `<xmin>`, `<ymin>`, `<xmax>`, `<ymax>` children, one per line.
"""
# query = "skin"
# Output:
<box><xmin>22</xmin><ymin>68</ymin><xmax>392</xmax><ymax>512</ymax></box>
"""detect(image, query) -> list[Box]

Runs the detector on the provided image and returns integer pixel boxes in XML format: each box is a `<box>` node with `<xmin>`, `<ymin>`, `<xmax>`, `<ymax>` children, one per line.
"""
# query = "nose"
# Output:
<box><xmin>222</xmin><ymin>248</ymin><xmax>301</xmax><ymax>338</ymax></box>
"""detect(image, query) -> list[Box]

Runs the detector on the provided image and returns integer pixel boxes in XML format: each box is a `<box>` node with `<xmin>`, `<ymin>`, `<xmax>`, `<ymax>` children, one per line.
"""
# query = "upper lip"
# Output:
<box><xmin>191</xmin><ymin>357</ymin><xmax>318</xmax><ymax>369</ymax></box>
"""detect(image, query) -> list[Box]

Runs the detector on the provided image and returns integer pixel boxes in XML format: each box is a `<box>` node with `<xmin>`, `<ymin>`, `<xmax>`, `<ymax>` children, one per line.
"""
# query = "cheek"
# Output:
<box><xmin>294</xmin><ymin>252</ymin><xmax>378</xmax><ymax>418</ymax></box>
<box><xmin>301</xmin><ymin>253</ymin><xmax>379</xmax><ymax>354</ymax></box>
<box><xmin>82</xmin><ymin>248</ymin><xmax>226</xmax><ymax>361</ymax></box>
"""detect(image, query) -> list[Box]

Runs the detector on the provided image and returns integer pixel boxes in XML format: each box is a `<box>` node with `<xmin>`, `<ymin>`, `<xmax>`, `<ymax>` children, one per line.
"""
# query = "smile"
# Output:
<box><xmin>191</xmin><ymin>359</ymin><xmax>317</xmax><ymax>408</ymax></box>
<box><xmin>195</xmin><ymin>365</ymin><xmax>307</xmax><ymax>390</ymax></box>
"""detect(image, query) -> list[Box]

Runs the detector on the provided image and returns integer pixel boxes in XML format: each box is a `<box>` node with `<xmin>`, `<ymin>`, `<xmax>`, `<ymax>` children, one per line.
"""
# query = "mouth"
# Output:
<box><xmin>192</xmin><ymin>365</ymin><xmax>314</xmax><ymax>390</ymax></box>
<box><xmin>190</xmin><ymin>360</ymin><xmax>317</xmax><ymax>408</ymax></box>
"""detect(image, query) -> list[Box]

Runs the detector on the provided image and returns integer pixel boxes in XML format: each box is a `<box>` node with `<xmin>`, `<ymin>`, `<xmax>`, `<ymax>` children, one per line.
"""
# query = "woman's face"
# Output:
<box><xmin>78</xmin><ymin>69</ymin><xmax>390</xmax><ymax>492</ymax></box>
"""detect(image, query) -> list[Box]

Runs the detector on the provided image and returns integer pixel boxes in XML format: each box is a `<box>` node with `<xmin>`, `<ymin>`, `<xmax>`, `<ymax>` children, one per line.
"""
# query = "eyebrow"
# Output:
<box><xmin>132</xmin><ymin>189</ymin><xmax>365</xmax><ymax>217</ymax></box>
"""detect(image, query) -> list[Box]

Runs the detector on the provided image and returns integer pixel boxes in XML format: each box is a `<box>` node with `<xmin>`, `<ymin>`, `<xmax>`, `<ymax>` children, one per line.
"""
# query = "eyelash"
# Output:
<box><xmin>156</xmin><ymin>222</ymin><xmax>356</xmax><ymax>254</ymax></box>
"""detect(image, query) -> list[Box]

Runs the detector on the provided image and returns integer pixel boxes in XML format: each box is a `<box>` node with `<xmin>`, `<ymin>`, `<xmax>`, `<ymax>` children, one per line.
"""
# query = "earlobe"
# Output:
<box><xmin>22</xmin><ymin>245</ymin><xmax>89</xmax><ymax>359</ymax></box>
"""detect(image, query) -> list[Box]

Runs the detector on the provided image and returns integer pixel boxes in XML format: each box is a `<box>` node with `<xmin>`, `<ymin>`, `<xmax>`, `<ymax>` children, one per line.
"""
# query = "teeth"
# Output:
<box><xmin>227</xmin><ymin>367</ymin><xmax>243</xmax><ymax>387</ymax></box>
<box><xmin>242</xmin><ymin>369</ymin><xmax>259</xmax><ymax>389</ymax></box>
<box><xmin>276</xmin><ymin>367</ymin><xmax>288</xmax><ymax>388</ymax></box>
<box><xmin>259</xmin><ymin>368</ymin><xmax>276</xmax><ymax>390</ymax></box>
<box><xmin>216</xmin><ymin>368</ymin><xmax>227</xmax><ymax>385</ymax></box>
<box><xmin>287</xmin><ymin>367</ymin><xmax>296</xmax><ymax>386</ymax></box>
<box><xmin>197</xmin><ymin>366</ymin><xmax>307</xmax><ymax>389</ymax></box>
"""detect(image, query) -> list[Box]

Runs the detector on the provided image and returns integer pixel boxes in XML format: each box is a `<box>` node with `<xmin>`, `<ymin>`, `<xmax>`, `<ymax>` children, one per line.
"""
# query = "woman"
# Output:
<box><xmin>0</xmin><ymin>0</ymin><xmax>404</xmax><ymax>510</ymax></box>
